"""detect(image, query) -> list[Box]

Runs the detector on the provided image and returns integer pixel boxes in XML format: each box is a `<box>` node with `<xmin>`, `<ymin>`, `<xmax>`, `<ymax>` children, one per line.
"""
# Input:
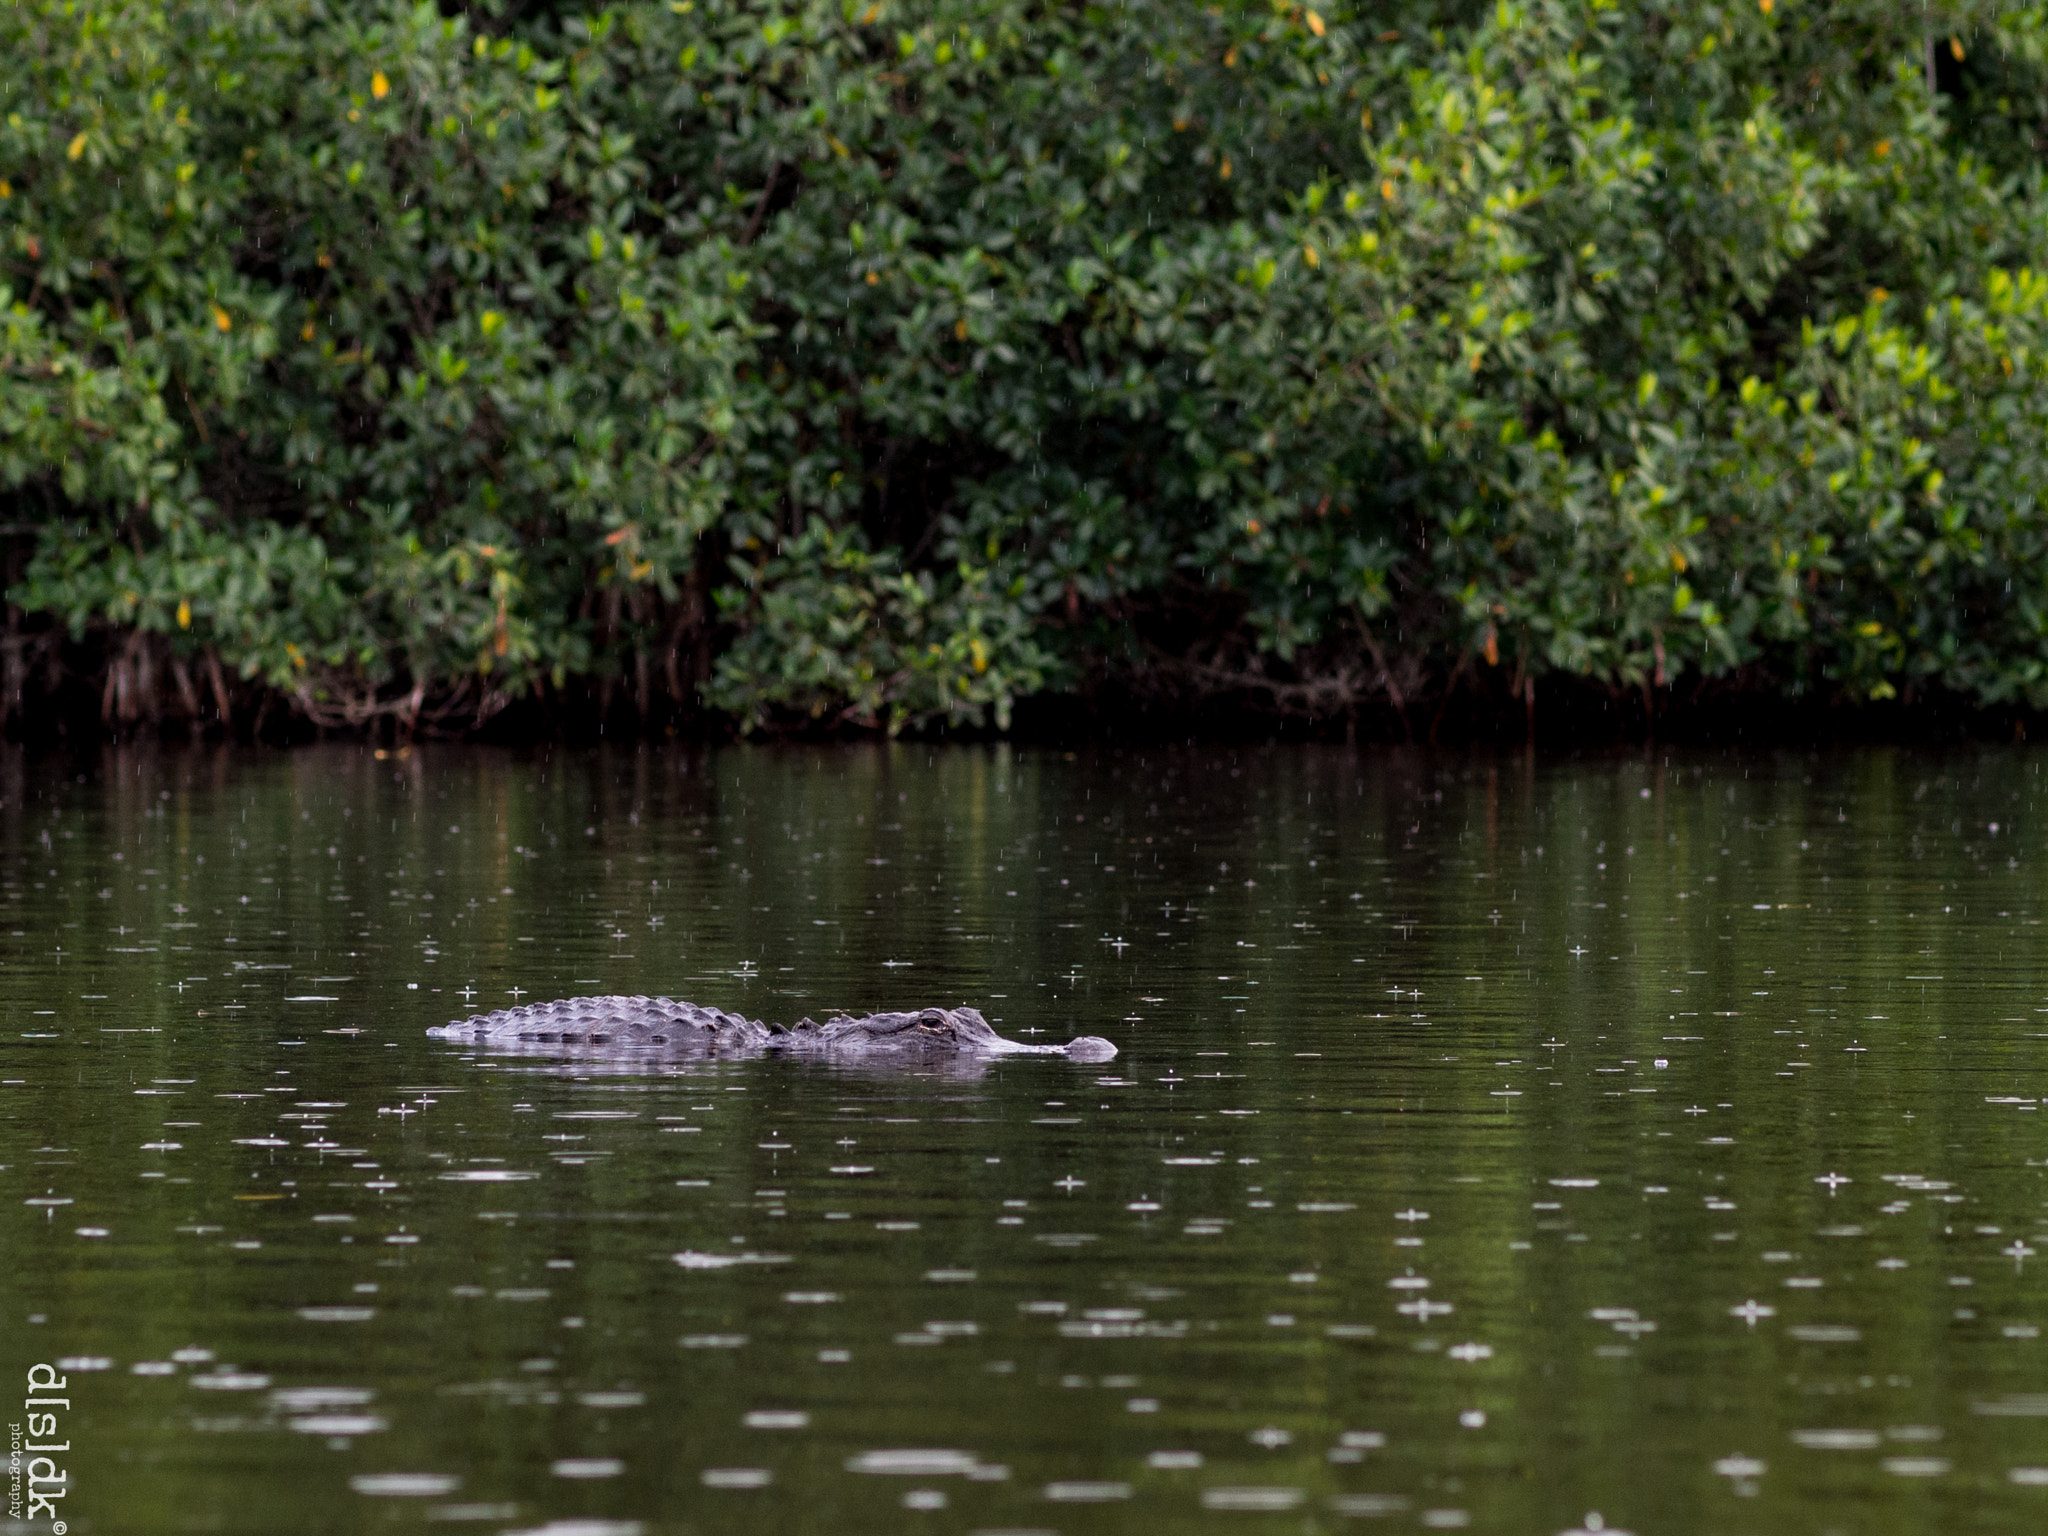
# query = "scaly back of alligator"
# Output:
<box><xmin>428</xmin><ymin>997</ymin><xmax>1117</xmax><ymax>1062</ymax></box>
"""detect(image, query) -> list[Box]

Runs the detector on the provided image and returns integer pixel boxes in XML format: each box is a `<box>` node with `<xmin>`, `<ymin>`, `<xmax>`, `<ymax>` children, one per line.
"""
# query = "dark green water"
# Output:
<box><xmin>4</xmin><ymin>744</ymin><xmax>2048</xmax><ymax>1536</ymax></box>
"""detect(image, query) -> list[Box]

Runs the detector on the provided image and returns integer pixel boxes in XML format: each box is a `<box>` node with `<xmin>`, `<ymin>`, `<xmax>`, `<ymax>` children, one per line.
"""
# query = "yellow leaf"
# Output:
<box><xmin>67</xmin><ymin>132</ymin><xmax>87</xmax><ymax>161</ymax></box>
<box><xmin>1380</xmin><ymin>178</ymin><xmax>1396</xmax><ymax>201</ymax></box>
<box><xmin>1306</xmin><ymin>10</ymin><xmax>1325</xmax><ymax>37</ymax></box>
<box><xmin>1303</xmin><ymin>244</ymin><xmax>1319</xmax><ymax>268</ymax></box>
<box><xmin>301</xmin><ymin>320</ymin><xmax>315</xmax><ymax>340</ymax></box>
<box><xmin>1758</xmin><ymin>0</ymin><xmax>1771</xmax><ymax>12</ymax></box>
<box><xmin>829</xmin><ymin>135</ymin><xmax>851</xmax><ymax>158</ymax></box>
<box><xmin>1220</xmin><ymin>155</ymin><xmax>1233</xmax><ymax>179</ymax></box>
<box><xmin>371</xmin><ymin>70</ymin><xmax>389</xmax><ymax>99</ymax></box>
<box><xmin>211</xmin><ymin>304</ymin><xmax>232</xmax><ymax>332</ymax></box>
<box><xmin>954</xmin><ymin>318</ymin><xmax>968</xmax><ymax>340</ymax></box>
<box><xmin>1224</xmin><ymin>44</ymin><xmax>1238</xmax><ymax>67</ymax></box>
<box><xmin>1874</xmin><ymin>139</ymin><xmax>1890</xmax><ymax>159</ymax></box>
<box><xmin>177</xmin><ymin>600</ymin><xmax>191</xmax><ymax>630</ymax></box>
<box><xmin>1950</xmin><ymin>35</ymin><xmax>1964</xmax><ymax>61</ymax></box>
<box><xmin>0</xmin><ymin>179</ymin><xmax>10</xmax><ymax>198</ymax></box>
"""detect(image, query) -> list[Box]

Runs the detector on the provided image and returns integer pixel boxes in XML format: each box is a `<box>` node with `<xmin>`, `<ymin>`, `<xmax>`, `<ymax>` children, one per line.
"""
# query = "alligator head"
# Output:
<box><xmin>795</xmin><ymin>1006</ymin><xmax>1119</xmax><ymax>1062</ymax></box>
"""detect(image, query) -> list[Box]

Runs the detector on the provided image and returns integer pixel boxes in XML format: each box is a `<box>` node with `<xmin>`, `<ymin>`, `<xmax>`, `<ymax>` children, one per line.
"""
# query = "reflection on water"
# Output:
<box><xmin>4</xmin><ymin>743</ymin><xmax>2048</xmax><ymax>1533</ymax></box>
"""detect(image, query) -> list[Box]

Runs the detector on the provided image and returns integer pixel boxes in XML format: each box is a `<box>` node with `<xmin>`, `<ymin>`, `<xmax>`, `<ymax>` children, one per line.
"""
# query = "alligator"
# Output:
<box><xmin>428</xmin><ymin>996</ymin><xmax>1118</xmax><ymax>1062</ymax></box>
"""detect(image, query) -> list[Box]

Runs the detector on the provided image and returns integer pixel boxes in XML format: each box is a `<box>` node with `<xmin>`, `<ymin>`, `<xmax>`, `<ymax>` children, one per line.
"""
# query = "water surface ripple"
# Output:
<box><xmin>4</xmin><ymin>744</ymin><xmax>2047</xmax><ymax>1534</ymax></box>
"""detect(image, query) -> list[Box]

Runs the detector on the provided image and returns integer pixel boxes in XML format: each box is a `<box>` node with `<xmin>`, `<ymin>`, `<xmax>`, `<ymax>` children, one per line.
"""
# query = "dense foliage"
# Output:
<box><xmin>8</xmin><ymin>0</ymin><xmax>2048</xmax><ymax>737</ymax></box>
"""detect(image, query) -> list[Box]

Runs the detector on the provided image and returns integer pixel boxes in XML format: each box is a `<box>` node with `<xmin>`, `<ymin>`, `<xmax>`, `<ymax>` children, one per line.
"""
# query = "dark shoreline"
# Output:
<box><xmin>1</xmin><ymin>648</ymin><xmax>2034</xmax><ymax>752</ymax></box>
